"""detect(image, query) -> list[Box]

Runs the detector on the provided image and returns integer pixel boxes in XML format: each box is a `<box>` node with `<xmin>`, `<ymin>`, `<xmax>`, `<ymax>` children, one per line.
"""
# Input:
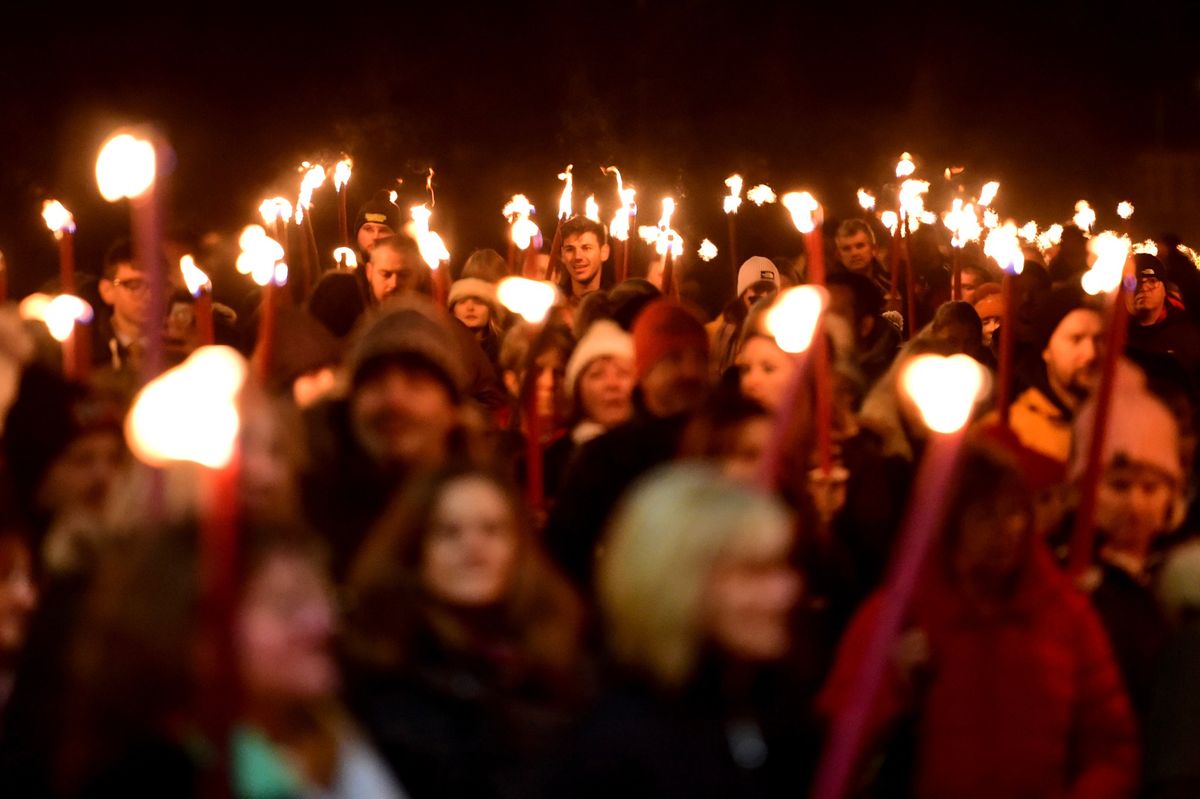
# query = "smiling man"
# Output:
<box><xmin>558</xmin><ymin>215</ymin><xmax>610</xmax><ymax>303</ymax></box>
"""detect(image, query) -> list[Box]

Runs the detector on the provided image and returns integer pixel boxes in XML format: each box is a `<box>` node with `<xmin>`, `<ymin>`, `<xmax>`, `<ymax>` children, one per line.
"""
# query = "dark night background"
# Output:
<box><xmin>2</xmin><ymin>2</ymin><xmax>1198</xmax><ymax>305</ymax></box>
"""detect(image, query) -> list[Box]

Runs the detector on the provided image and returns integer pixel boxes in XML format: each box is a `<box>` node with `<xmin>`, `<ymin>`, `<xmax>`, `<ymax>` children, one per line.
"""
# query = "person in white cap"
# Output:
<box><xmin>706</xmin><ymin>256</ymin><xmax>780</xmax><ymax>376</ymax></box>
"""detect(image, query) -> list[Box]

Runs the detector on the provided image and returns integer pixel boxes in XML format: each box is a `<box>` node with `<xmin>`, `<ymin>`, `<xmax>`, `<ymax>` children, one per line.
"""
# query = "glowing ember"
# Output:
<box><xmin>1117</xmin><ymin>201</ymin><xmax>1134</xmax><ymax>220</ymax></box>
<box><xmin>698</xmin><ymin>239</ymin><xmax>719</xmax><ymax>261</ymax></box>
<box><xmin>764</xmin><ymin>286</ymin><xmax>827</xmax><ymax>354</ymax></box>
<box><xmin>41</xmin><ymin>200</ymin><xmax>75</xmax><ymax>236</ymax></box>
<box><xmin>723</xmin><ymin>174</ymin><xmax>744</xmax><ymax>214</ymax></box>
<box><xmin>895</xmin><ymin>152</ymin><xmax>915</xmax><ymax>179</ymax></box>
<box><xmin>332</xmin><ymin>247</ymin><xmax>358</xmax><ymax>269</ymax></box>
<box><xmin>96</xmin><ymin>133</ymin><xmax>156</xmax><ymax>201</ymax></box>
<box><xmin>983</xmin><ymin>222</ymin><xmax>1024</xmax><ymax>275</ymax></box>
<box><xmin>19</xmin><ymin>293</ymin><xmax>94</xmax><ymax>342</ymax></box>
<box><xmin>497</xmin><ymin>277</ymin><xmax>557</xmax><ymax>323</ymax></box>
<box><xmin>978</xmin><ymin>181</ymin><xmax>1000</xmax><ymax>207</ymax></box>
<box><xmin>781</xmin><ymin>191</ymin><xmax>820</xmax><ymax>234</ymax></box>
<box><xmin>584</xmin><ymin>194</ymin><xmax>600</xmax><ymax>223</ymax></box>
<box><xmin>1081</xmin><ymin>231</ymin><xmax>1130</xmax><ymax>295</ymax></box>
<box><xmin>857</xmin><ymin>189</ymin><xmax>876</xmax><ymax>211</ymax></box>
<box><xmin>126</xmin><ymin>345</ymin><xmax>247</xmax><ymax>469</ymax></box>
<box><xmin>332</xmin><ymin>157</ymin><xmax>353</xmax><ymax>192</ymax></box>
<box><xmin>1073</xmin><ymin>200</ymin><xmax>1096</xmax><ymax>234</ymax></box>
<box><xmin>179</xmin><ymin>255</ymin><xmax>211</xmax><ymax>297</ymax></box>
<box><xmin>557</xmin><ymin>164</ymin><xmax>574</xmax><ymax>220</ymax></box>
<box><xmin>503</xmin><ymin>194</ymin><xmax>541</xmax><ymax>251</ymax></box>
<box><xmin>901</xmin><ymin>354</ymin><xmax>987</xmax><ymax>434</ymax></box>
<box><xmin>747</xmin><ymin>185</ymin><xmax>777</xmax><ymax>206</ymax></box>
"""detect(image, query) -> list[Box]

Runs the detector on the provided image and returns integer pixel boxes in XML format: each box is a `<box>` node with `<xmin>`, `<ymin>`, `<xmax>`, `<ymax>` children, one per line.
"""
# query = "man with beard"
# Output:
<box><xmin>544</xmin><ymin>300</ymin><xmax>711</xmax><ymax>592</ymax></box>
<box><xmin>1002</xmin><ymin>287</ymin><xmax>1105</xmax><ymax>467</ymax></box>
<box><xmin>301</xmin><ymin>298</ymin><xmax>469</xmax><ymax>578</ymax></box>
<box><xmin>1125</xmin><ymin>252</ymin><xmax>1200</xmax><ymax>386</ymax></box>
<box><xmin>558</xmin><ymin>215</ymin><xmax>611</xmax><ymax>305</ymax></box>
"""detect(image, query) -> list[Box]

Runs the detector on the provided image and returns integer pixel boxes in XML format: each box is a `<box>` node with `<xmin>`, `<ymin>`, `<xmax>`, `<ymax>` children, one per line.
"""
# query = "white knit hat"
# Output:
<box><xmin>447</xmin><ymin>277</ymin><xmax>497</xmax><ymax>309</ymax></box>
<box><xmin>736</xmin><ymin>256</ymin><xmax>780</xmax><ymax>298</ymax></box>
<box><xmin>564</xmin><ymin>320</ymin><xmax>635</xmax><ymax>399</ymax></box>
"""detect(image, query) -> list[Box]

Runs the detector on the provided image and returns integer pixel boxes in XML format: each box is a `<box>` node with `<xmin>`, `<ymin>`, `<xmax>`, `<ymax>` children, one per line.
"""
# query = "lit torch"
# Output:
<box><xmin>294</xmin><ymin>162</ymin><xmax>326</xmax><ymax>296</ymax></box>
<box><xmin>724</xmin><ymin>174</ymin><xmax>743</xmax><ymax>273</ymax></box>
<box><xmin>657</xmin><ymin>198</ymin><xmax>681</xmax><ymax>300</ymax></box>
<box><xmin>19</xmin><ymin>292</ymin><xmax>94</xmax><ymax>381</ymax></box>
<box><xmin>497</xmin><ymin>276</ymin><xmax>561</xmax><ymax>510</ymax></box>
<box><xmin>604</xmin><ymin>166</ymin><xmax>637</xmax><ymax>283</ymax></box>
<box><xmin>942</xmin><ymin>199</ymin><xmax>982</xmax><ymax>299</ymax></box>
<box><xmin>984</xmin><ymin>222</ymin><xmax>1025</xmax><ymax>424</ymax></box>
<box><xmin>857</xmin><ymin>189</ymin><xmax>876</xmax><ymax>212</ymax></box>
<box><xmin>813</xmin><ymin>351</ymin><xmax>987</xmax><ymax>799</ymax></box>
<box><xmin>41</xmin><ymin>200</ymin><xmax>77</xmax><ymax>294</ymax></box>
<box><xmin>180</xmin><ymin>255</ymin><xmax>214</xmax><ymax>345</ymax></box>
<box><xmin>411</xmin><ymin>204</ymin><xmax>451</xmax><ymax>307</ymax></box>
<box><xmin>503</xmin><ymin>194</ymin><xmax>541</xmax><ymax>278</ymax></box>
<box><xmin>898</xmin><ymin>178</ymin><xmax>930</xmax><ymax>336</ymax></box>
<box><xmin>332</xmin><ymin>157</ymin><xmax>352</xmax><ymax>247</ymax></box>
<box><xmin>96</xmin><ymin>128</ymin><xmax>167</xmax><ymax>382</ymax></box>
<box><xmin>258</xmin><ymin>197</ymin><xmax>293</xmax><ymax>268</ymax></box>
<box><xmin>237</xmin><ymin>224</ymin><xmax>287</xmax><ymax>383</ymax></box>
<box><xmin>747</xmin><ymin>184</ymin><xmax>777</xmax><ymax>206</ymax></box>
<box><xmin>1073</xmin><ymin>200</ymin><xmax>1096</xmax><ymax>235</ymax></box>
<box><xmin>1069</xmin><ymin>230</ymin><xmax>1134</xmax><ymax>579</ymax></box>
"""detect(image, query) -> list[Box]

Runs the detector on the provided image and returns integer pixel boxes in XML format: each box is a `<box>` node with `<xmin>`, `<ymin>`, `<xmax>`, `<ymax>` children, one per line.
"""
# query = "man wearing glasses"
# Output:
<box><xmin>95</xmin><ymin>240</ymin><xmax>154</xmax><ymax>371</ymax></box>
<box><xmin>1127</xmin><ymin>252</ymin><xmax>1200</xmax><ymax>385</ymax></box>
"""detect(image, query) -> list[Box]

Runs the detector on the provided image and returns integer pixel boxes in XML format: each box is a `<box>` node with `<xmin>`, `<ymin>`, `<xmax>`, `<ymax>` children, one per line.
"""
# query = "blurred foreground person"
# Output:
<box><xmin>56</xmin><ymin>523</ymin><xmax>404</xmax><ymax>797</ymax></box>
<box><xmin>0</xmin><ymin>524</ymin><xmax>36</xmax><ymax>725</ymax></box>
<box><xmin>819</xmin><ymin>446</ymin><xmax>1138</xmax><ymax>798</ymax></box>
<box><xmin>555</xmin><ymin>465</ymin><xmax>816</xmax><ymax>797</ymax></box>
<box><xmin>343</xmin><ymin>468</ymin><xmax>585</xmax><ymax>799</ymax></box>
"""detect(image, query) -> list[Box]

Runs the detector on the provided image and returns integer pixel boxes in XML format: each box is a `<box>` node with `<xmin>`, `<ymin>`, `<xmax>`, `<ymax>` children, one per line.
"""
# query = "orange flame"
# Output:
<box><xmin>978</xmin><ymin>181</ymin><xmax>1000</xmax><ymax>207</ymax></box>
<box><xmin>584</xmin><ymin>194</ymin><xmax>600</xmax><ymax>223</ymax></box>
<box><xmin>179</xmin><ymin>255</ymin><xmax>211</xmax><ymax>297</ymax></box>
<box><xmin>698</xmin><ymin>239</ymin><xmax>718</xmax><ymax>261</ymax></box>
<box><xmin>857</xmin><ymin>189</ymin><xmax>876</xmax><ymax>211</ymax></box>
<box><xmin>557</xmin><ymin>164</ymin><xmax>574</xmax><ymax>220</ymax></box>
<box><xmin>895</xmin><ymin>152</ymin><xmax>915</xmax><ymax>179</ymax></box>
<box><xmin>96</xmin><ymin>132</ymin><xmax>156</xmax><ymax>201</ymax></box>
<box><xmin>781</xmin><ymin>192</ymin><xmax>820</xmax><ymax>234</ymax></box>
<box><xmin>747</xmin><ymin>184</ymin><xmax>777</xmax><ymax>206</ymax></box>
<box><xmin>332</xmin><ymin>157</ymin><xmax>353</xmax><ymax>192</ymax></box>
<box><xmin>1073</xmin><ymin>200</ymin><xmax>1096</xmax><ymax>233</ymax></box>
<box><xmin>723</xmin><ymin>174</ymin><xmax>743</xmax><ymax>214</ymax></box>
<box><xmin>1117</xmin><ymin>201</ymin><xmax>1134</xmax><ymax>220</ymax></box>
<box><xmin>19</xmin><ymin>293</ymin><xmax>94</xmax><ymax>342</ymax></box>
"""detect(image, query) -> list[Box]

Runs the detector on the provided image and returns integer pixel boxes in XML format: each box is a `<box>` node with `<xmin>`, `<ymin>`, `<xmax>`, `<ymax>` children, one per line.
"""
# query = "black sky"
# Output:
<box><xmin>2</xmin><ymin>2</ymin><xmax>1198</xmax><ymax>298</ymax></box>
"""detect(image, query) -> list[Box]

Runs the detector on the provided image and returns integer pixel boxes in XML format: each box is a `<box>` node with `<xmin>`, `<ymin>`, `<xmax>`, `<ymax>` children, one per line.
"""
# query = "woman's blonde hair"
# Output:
<box><xmin>598</xmin><ymin>464</ymin><xmax>792</xmax><ymax>690</ymax></box>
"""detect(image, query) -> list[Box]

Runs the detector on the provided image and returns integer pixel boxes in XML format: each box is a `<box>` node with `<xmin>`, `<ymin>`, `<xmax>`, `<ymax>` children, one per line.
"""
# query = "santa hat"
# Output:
<box><xmin>564</xmin><ymin>320</ymin><xmax>634</xmax><ymax>400</ymax></box>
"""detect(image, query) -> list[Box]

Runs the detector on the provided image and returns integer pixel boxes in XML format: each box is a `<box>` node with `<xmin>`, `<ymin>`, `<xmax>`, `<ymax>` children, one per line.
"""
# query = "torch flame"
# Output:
<box><xmin>503</xmin><ymin>194</ymin><xmax>540</xmax><ymax>250</ymax></box>
<box><xmin>780</xmin><ymin>192</ymin><xmax>820</xmax><ymax>234</ymax></box>
<box><xmin>95</xmin><ymin>132</ymin><xmax>156</xmax><ymax>201</ymax></box>
<box><xmin>898</xmin><ymin>179</ymin><xmax>930</xmax><ymax>223</ymax></box>
<box><xmin>126</xmin><ymin>345</ymin><xmax>247</xmax><ymax>469</ymax></box>
<box><xmin>557</xmin><ymin>164</ymin><xmax>574</xmax><ymax>221</ymax></box>
<box><xmin>297</xmin><ymin>163</ymin><xmax>325</xmax><ymax>207</ymax></box>
<box><xmin>698</xmin><ymin>239</ymin><xmax>718</xmax><ymax>261</ymax></box>
<box><xmin>332</xmin><ymin>247</ymin><xmax>358</xmax><ymax>269</ymax></box>
<box><xmin>1036</xmin><ymin>223</ymin><xmax>1064</xmax><ymax>253</ymax></box>
<box><xmin>857</xmin><ymin>189</ymin><xmax>876</xmax><ymax>211</ymax></box>
<box><xmin>19</xmin><ymin>293</ymin><xmax>94</xmax><ymax>342</ymax></box>
<box><xmin>637</xmin><ymin>226</ymin><xmax>660</xmax><ymax>245</ymax></box>
<box><xmin>41</xmin><ymin>200</ymin><xmax>76</xmax><ymax>237</ymax></box>
<box><xmin>610</xmin><ymin>186</ymin><xmax>636</xmax><ymax>241</ymax></box>
<box><xmin>179</xmin><ymin>255</ymin><xmax>211</xmax><ymax>297</ymax></box>
<box><xmin>410</xmin><ymin>204</ymin><xmax>451</xmax><ymax>269</ymax></box>
<box><xmin>1132</xmin><ymin>239</ymin><xmax>1158</xmax><ymax>256</ymax></box>
<box><xmin>880</xmin><ymin>210</ymin><xmax>899</xmax><ymax>236</ymax></box>
<box><xmin>764</xmin><ymin>286</ymin><xmax>827</xmax><ymax>354</ymax></box>
<box><xmin>426</xmin><ymin>167</ymin><xmax>436</xmax><ymax>206</ymax></box>
<box><xmin>1081</xmin><ymin>231</ymin><xmax>1131</xmax><ymax>295</ymax></box>
<box><xmin>236</xmin><ymin>224</ymin><xmax>286</xmax><ymax>285</ymax></box>
<box><xmin>332</xmin><ymin>157</ymin><xmax>353</xmax><ymax>192</ymax></box>
<box><xmin>984</xmin><ymin>222</ymin><xmax>1024</xmax><ymax>275</ymax></box>
<box><xmin>584</xmin><ymin>194</ymin><xmax>600</xmax><ymax>223</ymax></box>
<box><xmin>982</xmin><ymin>208</ymin><xmax>999</xmax><ymax>230</ymax></box>
<box><xmin>602</xmin><ymin>165</ymin><xmax>624</xmax><ymax>196</ymax></box>
<box><xmin>895</xmin><ymin>152</ymin><xmax>915</xmax><ymax>179</ymax></box>
<box><xmin>978</xmin><ymin>181</ymin><xmax>1000</xmax><ymax>207</ymax></box>
<box><xmin>723</xmin><ymin>174</ymin><xmax>744</xmax><ymax>214</ymax></box>
<box><xmin>1117</xmin><ymin>201</ymin><xmax>1134</xmax><ymax>220</ymax></box>
<box><xmin>901</xmin><ymin>354</ymin><xmax>987</xmax><ymax>434</ymax></box>
<box><xmin>658</xmin><ymin>198</ymin><xmax>676</xmax><ymax>230</ymax></box>
<box><xmin>497</xmin><ymin>277</ymin><xmax>557</xmax><ymax>324</ymax></box>
<box><xmin>942</xmin><ymin>199</ymin><xmax>982</xmax><ymax>248</ymax></box>
<box><xmin>1073</xmin><ymin>200</ymin><xmax>1096</xmax><ymax>234</ymax></box>
<box><xmin>746</xmin><ymin>185</ymin><xmax>777</xmax><ymax>206</ymax></box>
<box><xmin>258</xmin><ymin>197</ymin><xmax>293</xmax><ymax>226</ymax></box>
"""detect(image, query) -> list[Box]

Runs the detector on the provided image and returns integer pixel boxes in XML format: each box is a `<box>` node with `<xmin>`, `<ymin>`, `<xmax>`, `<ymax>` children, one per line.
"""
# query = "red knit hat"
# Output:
<box><xmin>631</xmin><ymin>300</ymin><xmax>709</xmax><ymax>382</ymax></box>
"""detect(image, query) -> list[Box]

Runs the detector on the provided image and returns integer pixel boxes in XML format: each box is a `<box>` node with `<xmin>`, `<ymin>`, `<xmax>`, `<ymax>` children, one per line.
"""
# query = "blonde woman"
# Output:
<box><xmin>554</xmin><ymin>464</ymin><xmax>818</xmax><ymax>797</ymax></box>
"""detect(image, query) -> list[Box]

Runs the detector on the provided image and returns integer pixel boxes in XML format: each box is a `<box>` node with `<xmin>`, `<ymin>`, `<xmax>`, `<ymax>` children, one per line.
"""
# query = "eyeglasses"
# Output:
<box><xmin>111</xmin><ymin>277</ymin><xmax>149</xmax><ymax>293</ymax></box>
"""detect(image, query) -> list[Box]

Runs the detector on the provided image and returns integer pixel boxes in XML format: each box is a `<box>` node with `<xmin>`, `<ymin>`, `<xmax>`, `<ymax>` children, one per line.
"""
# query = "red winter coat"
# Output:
<box><xmin>818</xmin><ymin>545</ymin><xmax>1138</xmax><ymax>799</ymax></box>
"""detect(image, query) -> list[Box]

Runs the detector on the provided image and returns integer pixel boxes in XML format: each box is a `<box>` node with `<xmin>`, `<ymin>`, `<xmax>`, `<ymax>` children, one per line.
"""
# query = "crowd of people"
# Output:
<box><xmin>1</xmin><ymin>186</ymin><xmax>1199</xmax><ymax>798</ymax></box>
